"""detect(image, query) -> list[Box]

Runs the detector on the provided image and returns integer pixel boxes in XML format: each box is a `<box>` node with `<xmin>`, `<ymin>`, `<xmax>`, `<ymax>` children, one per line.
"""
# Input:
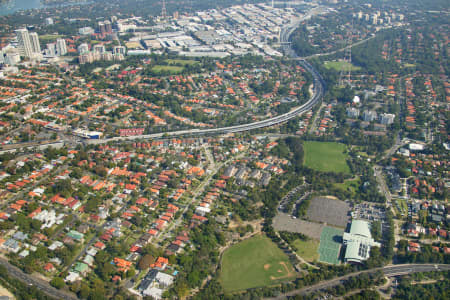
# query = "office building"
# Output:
<box><xmin>104</xmin><ymin>21</ymin><xmax>112</xmax><ymax>33</ymax></box>
<box><xmin>379</xmin><ymin>113</ymin><xmax>395</xmax><ymax>125</ymax></box>
<box><xmin>98</xmin><ymin>21</ymin><xmax>112</xmax><ymax>35</ymax></box>
<box><xmin>113</xmin><ymin>46</ymin><xmax>126</xmax><ymax>55</ymax></box>
<box><xmin>93</xmin><ymin>44</ymin><xmax>106</xmax><ymax>53</ymax></box>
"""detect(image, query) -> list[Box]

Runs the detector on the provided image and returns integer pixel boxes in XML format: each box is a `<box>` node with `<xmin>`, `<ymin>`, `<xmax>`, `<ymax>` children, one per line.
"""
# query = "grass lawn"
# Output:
<box><xmin>324</xmin><ymin>60</ymin><xmax>361</xmax><ymax>71</ymax></box>
<box><xmin>303</xmin><ymin>141</ymin><xmax>351</xmax><ymax>174</ymax></box>
<box><xmin>333</xmin><ymin>177</ymin><xmax>360</xmax><ymax>195</ymax></box>
<box><xmin>220</xmin><ymin>234</ymin><xmax>296</xmax><ymax>293</ymax></box>
<box><xmin>39</xmin><ymin>34</ymin><xmax>63</xmax><ymax>42</ymax></box>
<box><xmin>151</xmin><ymin>65</ymin><xmax>184</xmax><ymax>74</ymax></box>
<box><xmin>292</xmin><ymin>239</ymin><xmax>319</xmax><ymax>262</ymax></box>
<box><xmin>396</xmin><ymin>199</ymin><xmax>408</xmax><ymax>216</ymax></box>
<box><xmin>165</xmin><ymin>59</ymin><xmax>198</xmax><ymax>66</ymax></box>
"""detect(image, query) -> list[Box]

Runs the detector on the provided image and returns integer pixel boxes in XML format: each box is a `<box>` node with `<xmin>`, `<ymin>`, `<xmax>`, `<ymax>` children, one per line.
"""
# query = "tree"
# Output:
<box><xmin>371</xmin><ymin>221</ymin><xmax>382</xmax><ymax>241</ymax></box>
<box><xmin>137</xmin><ymin>254</ymin><xmax>155</xmax><ymax>270</ymax></box>
<box><xmin>50</xmin><ymin>277</ymin><xmax>65</xmax><ymax>289</ymax></box>
<box><xmin>126</xmin><ymin>267</ymin><xmax>135</xmax><ymax>278</ymax></box>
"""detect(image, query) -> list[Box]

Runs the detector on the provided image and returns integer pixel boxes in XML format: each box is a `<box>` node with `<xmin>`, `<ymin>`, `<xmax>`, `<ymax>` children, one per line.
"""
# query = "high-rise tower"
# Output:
<box><xmin>30</xmin><ymin>32</ymin><xmax>41</xmax><ymax>54</ymax></box>
<box><xmin>56</xmin><ymin>39</ymin><xmax>67</xmax><ymax>56</ymax></box>
<box><xmin>15</xmin><ymin>28</ymin><xmax>33</xmax><ymax>58</ymax></box>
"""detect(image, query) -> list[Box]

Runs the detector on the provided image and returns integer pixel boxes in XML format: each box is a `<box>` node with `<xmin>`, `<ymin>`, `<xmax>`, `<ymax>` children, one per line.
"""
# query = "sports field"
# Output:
<box><xmin>220</xmin><ymin>234</ymin><xmax>296</xmax><ymax>292</ymax></box>
<box><xmin>318</xmin><ymin>226</ymin><xmax>343</xmax><ymax>265</ymax></box>
<box><xmin>324</xmin><ymin>60</ymin><xmax>361</xmax><ymax>71</ymax></box>
<box><xmin>39</xmin><ymin>34</ymin><xmax>63</xmax><ymax>43</ymax></box>
<box><xmin>303</xmin><ymin>141</ymin><xmax>350</xmax><ymax>174</ymax></box>
<box><xmin>151</xmin><ymin>65</ymin><xmax>184</xmax><ymax>74</ymax></box>
<box><xmin>292</xmin><ymin>239</ymin><xmax>319</xmax><ymax>262</ymax></box>
<box><xmin>165</xmin><ymin>59</ymin><xmax>198</xmax><ymax>66</ymax></box>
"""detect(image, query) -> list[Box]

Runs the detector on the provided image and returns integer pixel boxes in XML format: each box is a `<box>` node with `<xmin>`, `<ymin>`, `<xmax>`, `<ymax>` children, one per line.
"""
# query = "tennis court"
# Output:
<box><xmin>318</xmin><ymin>226</ymin><xmax>343</xmax><ymax>265</ymax></box>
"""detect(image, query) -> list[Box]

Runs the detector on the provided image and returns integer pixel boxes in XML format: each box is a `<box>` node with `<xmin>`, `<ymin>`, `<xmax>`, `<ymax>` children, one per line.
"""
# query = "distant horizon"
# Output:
<box><xmin>0</xmin><ymin>0</ymin><xmax>90</xmax><ymax>16</ymax></box>
<box><xmin>0</xmin><ymin>0</ymin><xmax>42</xmax><ymax>16</ymax></box>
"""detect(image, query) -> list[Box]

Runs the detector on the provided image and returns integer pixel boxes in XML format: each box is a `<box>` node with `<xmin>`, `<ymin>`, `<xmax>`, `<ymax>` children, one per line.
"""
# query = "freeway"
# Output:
<box><xmin>0</xmin><ymin>9</ymin><xmax>326</xmax><ymax>300</ymax></box>
<box><xmin>83</xmin><ymin>8</ymin><xmax>327</xmax><ymax>145</ymax></box>
<box><xmin>269</xmin><ymin>264</ymin><xmax>450</xmax><ymax>299</ymax></box>
<box><xmin>85</xmin><ymin>58</ymin><xmax>324</xmax><ymax>145</ymax></box>
<box><xmin>0</xmin><ymin>257</ymin><xmax>78</xmax><ymax>300</ymax></box>
<box><xmin>1</xmin><ymin>9</ymin><xmax>327</xmax><ymax>152</ymax></box>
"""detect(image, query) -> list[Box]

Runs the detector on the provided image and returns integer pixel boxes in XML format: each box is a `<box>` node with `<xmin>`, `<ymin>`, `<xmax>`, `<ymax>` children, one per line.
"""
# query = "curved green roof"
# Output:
<box><xmin>349</xmin><ymin>219</ymin><xmax>371</xmax><ymax>238</ymax></box>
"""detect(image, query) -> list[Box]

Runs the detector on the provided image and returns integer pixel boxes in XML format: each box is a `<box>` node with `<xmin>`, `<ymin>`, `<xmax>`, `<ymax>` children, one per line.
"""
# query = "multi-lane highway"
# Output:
<box><xmin>269</xmin><ymin>264</ymin><xmax>450</xmax><ymax>299</ymax></box>
<box><xmin>0</xmin><ymin>257</ymin><xmax>78</xmax><ymax>300</ymax></box>
<box><xmin>84</xmin><ymin>9</ymin><xmax>326</xmax><ymax>145</ymax></box>
<box><xmin>0</xmin><ymin>11</ymin><xmax>326</xmax><ymax>300</ymax></box>
<box><xmin>0</xmin><ymin>9</ymin><xmax>326</xmax><ymax>152</ymax></box>
<box><xmin>85</xmin><ymin>58</ymin><xmax>324</xmax><ymax>145</ymax></box>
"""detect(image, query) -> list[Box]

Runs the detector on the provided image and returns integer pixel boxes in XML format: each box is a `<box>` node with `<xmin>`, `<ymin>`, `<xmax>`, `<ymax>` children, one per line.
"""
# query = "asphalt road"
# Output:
<box><xmin>0</xmin><ymin>257</ymin><xmax>78</xmax><ymax>300</ymax></box>
<box><xmin>0</xmin><ymin>9</ymin><xmax>326</xmax><ymax>153</ymax></box>
<box><xmin>84</xmin><ymin>58</ymin><xmax>324</xmax><ymax>144</ymax></box>
<box><xmin>269</xmin><ymin>264</ymin><xmax>450</xmax><ymax>299</ymax></box>
<box><xmin>81</xmin><ymin>10</ymin><xmax>326</xmax><ymax>145</ymax></box>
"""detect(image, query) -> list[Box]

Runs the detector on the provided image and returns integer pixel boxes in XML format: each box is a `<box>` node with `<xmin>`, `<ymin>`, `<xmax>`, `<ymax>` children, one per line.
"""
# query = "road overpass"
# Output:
<box><xmin>85</xmin><ymin>58</ymin><xmax>324</xmax><ymax>145</ymax></box>
<box><xmin>1</xmin><ymin>8</ymin><xmax>327</xmax><ymax>152</ymax></box>
<box><xmin>85</xmin><ymin>8</ymin><xmax>328</xmax><ymax>145</ymax></box>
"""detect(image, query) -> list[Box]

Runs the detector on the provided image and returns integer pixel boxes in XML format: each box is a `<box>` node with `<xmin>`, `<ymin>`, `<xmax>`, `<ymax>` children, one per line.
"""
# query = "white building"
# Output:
<box><xmin>93</xmin><ymin>44</ymin><xmax>106</xmax><ymax>53</ymax></box>
<box><xmin>5</xmin><ymin>52</ymin><xmax>21</xmax><ymax>65</ymax></box>
<box><xmin>195</xmin><ymin>206</ymin><xmax>211</xmax><ymax>216</ymax></box>
<box><xmin>56</xmin><ymin>39</ymin><xmax>67</xmax><ymax>56</ymax></box>
<box><xmin>409</xmin><ymin>143</ymin><xmax>424</xmax><ymax>151</ymax></box>
<box><xmin>30</xmin><ymin>32</ymin><xmax>41</xmax><ymax>54</ymax></box>
<box><xmin>77</xmin><ymin>43</ymin><xmax>89</xmax><ymax>54</ymax></box>
<box><xmin>79</xmin><ymin>27</ymin><xmax>94</xmax><ymax>35</ymax></box>
<box><xmin>379</xmin><ymin>113</ymin><xmax>395</xmax><ymax>125</ymax></box>
<box><xmin>343</xmin><ymin>220</ymin><xmax>381</xmax><ymax>264</ymax></box>
<box><xmin>46</xmin><ymin>43</ymin><xmax>57</xmax><ymax>56</ymax></box>
<box><xmin>139</xmin><ymin>270</ymin><xmax>174</xmax><ymax>300</ymax></box>
<box><xmin>15</xmin><ymin>28</ymin><xmax>33</xmax><ymax>58</ymax></box>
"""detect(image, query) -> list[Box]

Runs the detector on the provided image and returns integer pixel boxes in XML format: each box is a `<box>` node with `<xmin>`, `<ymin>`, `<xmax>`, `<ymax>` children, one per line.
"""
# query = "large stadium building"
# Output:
<box><xmin>343</xmin><ymin>220</ymin><xmax>381</xmax><ymax>264</ymax></box>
